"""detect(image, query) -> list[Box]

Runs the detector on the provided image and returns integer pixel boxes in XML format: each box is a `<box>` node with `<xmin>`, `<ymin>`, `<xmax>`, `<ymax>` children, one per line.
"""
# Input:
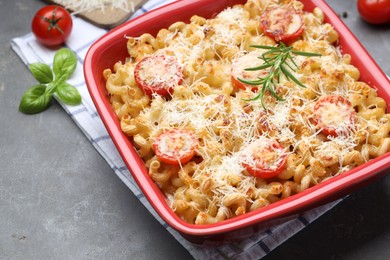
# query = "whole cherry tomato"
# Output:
<box><xmin>357</xmin><ymin>0</ymin><xmax>390</xmax><ymax>25</ymax></box>
<box><xmin>32</xmin><ymin>5</ymin><xmax>73</xmax><ymax>47</ymax></box>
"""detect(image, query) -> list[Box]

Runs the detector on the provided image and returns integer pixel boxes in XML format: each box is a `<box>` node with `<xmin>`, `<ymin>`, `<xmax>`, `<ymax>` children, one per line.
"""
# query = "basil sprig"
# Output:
<box><xmin>19</xmin><ymin>48</ymin><xmax>81</xmax><ymax>114</ymax></box>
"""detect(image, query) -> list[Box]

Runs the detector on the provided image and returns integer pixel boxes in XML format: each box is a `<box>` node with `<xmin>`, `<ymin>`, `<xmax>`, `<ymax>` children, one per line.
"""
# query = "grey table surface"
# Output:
<box><xmin>1</xmin><ymin>0</ymin><xmax>389</xmax><ymax>259</ymax></box>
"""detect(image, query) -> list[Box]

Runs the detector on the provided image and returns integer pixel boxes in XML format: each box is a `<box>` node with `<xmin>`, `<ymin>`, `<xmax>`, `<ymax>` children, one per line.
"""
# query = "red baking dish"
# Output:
<box><xmin>84</xmin><ymin>0</ymin><xmax>390</xmax><ymax>245</ymax></box>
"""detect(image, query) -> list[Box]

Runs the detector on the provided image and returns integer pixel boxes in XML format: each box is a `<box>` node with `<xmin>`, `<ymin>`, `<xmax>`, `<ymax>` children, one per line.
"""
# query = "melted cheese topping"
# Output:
<box><xmin>137</xmin><ymin>55</ymin><xmax>181</xmax><ymax>87</ymax></box>
<box><xmin>315</xmin><ymin>101</ymin><xmax>351</xmax><ymax>128</ymax></box>
<box><xmin>287</xmin><ymin>13</ymin><xmax>303</xmax><ymax>34</ymax></box>
<box><xmin>241</xmin><ymin>138</ymin><xmax>287</xmax><ymax>171</ymax></box>
<box><xmin>231</xmin><ymin>50</ymin><xmax>269</xmax><ymax>83</ymax></box>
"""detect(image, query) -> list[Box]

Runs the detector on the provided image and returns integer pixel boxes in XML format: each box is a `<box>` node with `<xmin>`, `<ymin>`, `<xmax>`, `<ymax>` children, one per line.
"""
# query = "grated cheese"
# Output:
<box><xmin>56</xmin><ymin>0</ymin><xmax>135</xmax><ymax>14</ymax></box>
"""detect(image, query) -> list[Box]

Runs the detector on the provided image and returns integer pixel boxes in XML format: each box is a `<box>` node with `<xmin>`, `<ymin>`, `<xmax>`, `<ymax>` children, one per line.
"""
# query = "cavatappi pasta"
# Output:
<box><xmin>103</xmin><ymin>0</ymin><xmax>390</xmax><ymax>224</ymax></box>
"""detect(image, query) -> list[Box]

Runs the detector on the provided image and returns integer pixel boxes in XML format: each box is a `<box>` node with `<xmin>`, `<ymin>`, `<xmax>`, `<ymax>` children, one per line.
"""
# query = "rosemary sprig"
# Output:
<box><xmin>239</xmin><ymin>42</ymin><xmax>321</xmax><ymax>108</ymax></box>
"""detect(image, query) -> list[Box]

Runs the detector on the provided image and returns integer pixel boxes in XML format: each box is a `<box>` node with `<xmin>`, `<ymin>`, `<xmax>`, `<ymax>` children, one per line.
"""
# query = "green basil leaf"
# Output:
<box><xmin>53</xmin><ymin>48</ymin><xmax>77</xmax><ymax>83</ymax></box>
<box><xmin>56</xmin><ymin>82</ymin><xmax>82</xmax><ymax>106</ymax></box>
<box><xmin>45</xmin><ymin>82</ymin><xmax>57</xmax><ymax>96</ymax></box>
<box><xmin>19</xmin><ymin>84</ymin><xmax>52</xmax><ymax>114</ymax></box>
<box><xmin>29</xmin><ymin>63</ymin><xmax>53</xmax><ymax>84</ymax></box>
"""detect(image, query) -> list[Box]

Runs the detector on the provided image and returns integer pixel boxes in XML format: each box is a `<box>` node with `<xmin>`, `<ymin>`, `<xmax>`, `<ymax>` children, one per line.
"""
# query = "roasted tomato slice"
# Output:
<box><xmin>313</xmin><ymin>95</ymin><xmax>358</xmax><ymax>136</ymax></box>
<box><xmin>260</xmin><ymin>6</ymin><xmax>304</xmax><ymax>43</ymax></box>
<box><xmin>231</xmin><ymin>51</ymin><xmax>269</xmax><ymax>90</ymax></box>
<box><xmin>134</xmin><ymin>54</ymin><xmax>183</xmax><ymax>96</ymax></box>
<box><xmin>241</xmin><ymin>138</ymin><xmax>287</xmax><ymax>178</ymax></box>
<box><xmin>152</xmin><ymin>129</ymin><xmax>198</xmax><ymax>165</ymax></box>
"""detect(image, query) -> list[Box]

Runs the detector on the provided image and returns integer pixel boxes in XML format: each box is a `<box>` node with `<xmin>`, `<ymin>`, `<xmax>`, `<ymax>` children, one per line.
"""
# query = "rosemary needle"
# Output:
<box><xmin>238</xmin><ymin>42</ymin><xmax>321</xmax><ymax>108</ymax></box>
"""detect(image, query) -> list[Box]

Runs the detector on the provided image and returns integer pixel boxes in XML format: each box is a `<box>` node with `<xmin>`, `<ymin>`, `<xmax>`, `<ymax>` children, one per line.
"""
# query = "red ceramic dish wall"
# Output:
<box><xmin>84</xmin><ymin>0</ymin><xmax>390</xmax><ymax>245</ymax></box>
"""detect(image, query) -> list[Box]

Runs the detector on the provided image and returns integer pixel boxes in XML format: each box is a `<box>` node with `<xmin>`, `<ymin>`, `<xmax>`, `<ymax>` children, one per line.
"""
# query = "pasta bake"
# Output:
<box><xmin>103</xmin><ymin>0</ymin><xmax>390</xmax><ymax>225</ymax></box>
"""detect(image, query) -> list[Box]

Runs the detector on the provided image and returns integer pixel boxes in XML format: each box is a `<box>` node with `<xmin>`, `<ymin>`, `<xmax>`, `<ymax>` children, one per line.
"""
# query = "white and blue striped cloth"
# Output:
<box><xmin>11</xmin><ymin>1</ymin><xmax>342</xmax><ymax>259</ymax></box>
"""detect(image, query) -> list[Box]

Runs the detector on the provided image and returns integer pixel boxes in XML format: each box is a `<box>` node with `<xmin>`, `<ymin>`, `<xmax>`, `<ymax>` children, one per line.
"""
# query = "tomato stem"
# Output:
<box><xmin>37</xmin><ymin>7</ymin><xmax>65</xmax><ymax>35</ymax></box>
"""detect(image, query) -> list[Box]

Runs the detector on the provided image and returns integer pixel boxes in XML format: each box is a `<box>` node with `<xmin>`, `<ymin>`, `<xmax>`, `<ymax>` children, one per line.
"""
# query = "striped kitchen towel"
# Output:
<box><xmin>11</xmin><ymin>0</ymin><xmax>342</xmax><ymax>259</ymax></box>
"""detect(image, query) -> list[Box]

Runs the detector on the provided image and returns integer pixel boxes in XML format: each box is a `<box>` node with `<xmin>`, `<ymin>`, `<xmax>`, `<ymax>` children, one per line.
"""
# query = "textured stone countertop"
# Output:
<box><xmin>0</xmin><ymin>0</ymin><xmax>388</xmax><ymax>259</ymax></box>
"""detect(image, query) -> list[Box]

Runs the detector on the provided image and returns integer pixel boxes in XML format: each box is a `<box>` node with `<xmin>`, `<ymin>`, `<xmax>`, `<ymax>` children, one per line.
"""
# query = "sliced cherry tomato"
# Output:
<box><xmin>32</xmin><ymin>5</ymin><xmax>73</xmax><ymax>47</ymax></box>
<box><xmin>231</xmin><ymin>51</ymin><xmax>268</xmax><ymax>90</ymax></box>
<box><xmin>241</xmin><ymin>138</ymin><xmax>287</xmax><ymax>178</ymax></box>
<box><xmin>313</xmin><ymin>95</ymin><xmax>358</xmax><ymax>136</ymax></box>
<box><xmin>260</xmin><ymin>6</ymin><xmax>304</xmax><ymax>43</ymax></box>
<box><xmin>134</xmin><ymin>54</ymin><xmax>183</xmax><ymax>96</ymax></box>
<box><xmin>152</xmin><ymin>128</ymin><xmax>198</xmax><ymax>165</ymax></box>
<box><xmin>357</xmin><ymin>0</ymin><xmax>390</xmax><ymax>25</ymax></box>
